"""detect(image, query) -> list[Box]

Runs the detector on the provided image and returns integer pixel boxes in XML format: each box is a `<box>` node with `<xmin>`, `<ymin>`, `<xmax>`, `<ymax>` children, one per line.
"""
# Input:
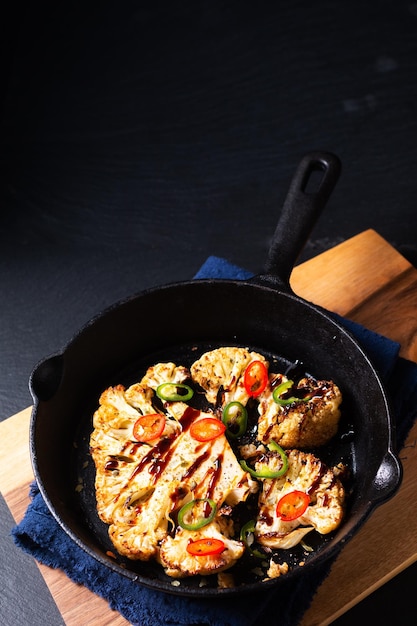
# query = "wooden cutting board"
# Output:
<box><xmin>1</xmin><ymin>229</ymin><xmax>417</xmax><ymax>626</ymax></box>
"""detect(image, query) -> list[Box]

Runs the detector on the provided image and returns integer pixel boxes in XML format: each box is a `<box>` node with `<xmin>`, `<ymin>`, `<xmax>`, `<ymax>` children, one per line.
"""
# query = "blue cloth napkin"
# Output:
<box><xmin>12</xmin><ymin>256</ymin><xmax>417</xmax><ymax>626</ymax></box>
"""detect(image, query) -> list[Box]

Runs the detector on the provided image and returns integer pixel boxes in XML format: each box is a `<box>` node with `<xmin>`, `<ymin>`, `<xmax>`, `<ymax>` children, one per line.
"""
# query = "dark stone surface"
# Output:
<box><xmin>1</xmin><ymin>2</ymin><xmax>416</xmax><ymax>624</ymax></box>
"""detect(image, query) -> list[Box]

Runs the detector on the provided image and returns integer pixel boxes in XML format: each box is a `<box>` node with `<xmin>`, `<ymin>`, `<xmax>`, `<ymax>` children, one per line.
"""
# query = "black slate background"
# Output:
<box><xmin>1</xmin><ymin>2</ymin><xmax>417</xmax><ymax>624</ymax></box>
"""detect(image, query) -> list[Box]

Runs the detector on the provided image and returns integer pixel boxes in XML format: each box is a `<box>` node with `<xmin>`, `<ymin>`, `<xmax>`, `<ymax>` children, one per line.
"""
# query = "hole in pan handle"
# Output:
<box><xmin>261</xmin><ymin>151</ymin><xmax>342</xmax><ymax>290</ymax></box>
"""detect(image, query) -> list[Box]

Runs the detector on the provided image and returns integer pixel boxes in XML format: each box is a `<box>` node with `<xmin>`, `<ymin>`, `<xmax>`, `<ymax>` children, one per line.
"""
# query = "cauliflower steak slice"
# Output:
<box><xmin>190</xmin><ymin>346</ymin><xmax>267</xmax><ymax>406</ymax></box>
<box><xmin>90</xmin><ymin>381</ymin><xmax>183</xmax><ymax>524</ymax></box>
<box><xmin>106</xmin><ymin>408</ymin><xmax>255</xmax><ymax>564</ymax></box>
<box><xmin>255</xmin><ymin>449</ymin><xmax>345</xmax><ymax>549</ymax></box>
<box><xmin>257</xmin><ymin>374</ymin><xmax>342</xmax><ymax>448</ymax></box>
<box><xmin>90</xmin><ymin>364</ymin><xmax>256</xmax><ymax>573</ymax></box>
<box><xmin>159</xmin><ymin>516</ymin><xmax>245</xmax><ymax>578</ymax></box>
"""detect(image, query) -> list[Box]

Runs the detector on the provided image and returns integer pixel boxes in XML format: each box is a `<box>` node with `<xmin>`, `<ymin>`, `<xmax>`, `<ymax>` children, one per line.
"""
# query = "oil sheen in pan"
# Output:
<box><xmin>71</xmin><ymin>341</ymin><xmax>355</xmax><ymax>590</ymax></box>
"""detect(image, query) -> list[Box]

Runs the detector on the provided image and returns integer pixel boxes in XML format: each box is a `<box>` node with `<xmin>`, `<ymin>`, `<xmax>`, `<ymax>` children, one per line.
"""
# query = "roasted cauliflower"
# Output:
<box><xmin>254</xmin><ymin>449</ymin><xmax>345</xmax><ymax>549</ymax></box>
<box><xmin>89</xmin><ymin>347</ymin><xmax>347</xmax><ymax>583</ymax></box>
<box><xmin>159</xmin><ymin>517</ymin><xmax>244</xmax><ymax>578</ymax></box>
<box><xmin>257</xmin><ymin>374</ymin><xmax>342</xmax><ymax>448</ymax></box>
<box><xmin>90</xmin><ymin>362</ymin><xmax>256</xmax><ymax>573</ymax></box>
<box><xmin>190</xmin><ymin>346</ymin><xmax>267</xmax><ymax>406</ymax></box>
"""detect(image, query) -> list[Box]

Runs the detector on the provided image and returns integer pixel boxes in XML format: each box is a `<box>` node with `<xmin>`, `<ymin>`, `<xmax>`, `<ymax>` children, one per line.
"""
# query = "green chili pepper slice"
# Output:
<box><xmin>272</xmin><ymin>379</ymin><xmax>300</xmax><ymax>405</ymax></box>
<box><xmin>240</xmin><ymin>519</ymin><xmax>264</xmax><ymax>558</ymax></box>
<box><xmin>156</xmin><ymin>382</ymin><xmax>194</xmax><ymax>402</ymax></box>
<box><xmin>267</xmin><ymin>440</ymin><xmax>289</xmax><ymax>475</ymax></box>
<box><xmin>222</xmin><ymin>401</ymin><xmax>248</xmax><ymax>438</ymax></box>
<box><xmin>240</xmin><ymin>441</ymin><xmax>288</xmax><ymax>479</ymax></box>
<box><xmin>177</xmin><ymin>498</ymin><xmax>217</xmax><ymax>531</ymax></box>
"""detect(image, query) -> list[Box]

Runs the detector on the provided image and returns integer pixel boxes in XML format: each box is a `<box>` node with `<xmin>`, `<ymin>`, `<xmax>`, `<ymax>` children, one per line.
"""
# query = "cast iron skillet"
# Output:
<box><xmin>29</xmin><ymin>152</ymin><xmax>402</xmax><ymax>597</ymax></box>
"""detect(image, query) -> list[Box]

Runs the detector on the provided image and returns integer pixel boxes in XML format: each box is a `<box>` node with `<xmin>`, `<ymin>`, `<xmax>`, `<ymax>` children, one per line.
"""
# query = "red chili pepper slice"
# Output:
<box><xmin>189</xmin><ymin>418</ymin><xmax>226</xmax><ymax>442</ymax></box>
<box><xmin>133</xmin><ymin>413</ymin><xmax>165</xmax><ymax>442</ymax></box>
<box><xmin>243</xmin><ymin>360</ymin><xmax>268</xmax><ymax>397</ymax></box>
<box><xmin>186</xmin><ymin>537</ymin><xmax>225</xmax><ymax>556</ymax></box>
<box><xmin>276</xmin><ymin>490</ymin><xmax>310</xmax><ymax>521</ymax></box>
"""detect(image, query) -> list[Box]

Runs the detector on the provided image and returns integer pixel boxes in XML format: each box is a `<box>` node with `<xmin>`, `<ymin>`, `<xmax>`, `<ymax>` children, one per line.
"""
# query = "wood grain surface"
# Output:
<box><xmin>1</xmin><ymin>230</ymin><xmax>416</xmax><ymax>626</ymax></box>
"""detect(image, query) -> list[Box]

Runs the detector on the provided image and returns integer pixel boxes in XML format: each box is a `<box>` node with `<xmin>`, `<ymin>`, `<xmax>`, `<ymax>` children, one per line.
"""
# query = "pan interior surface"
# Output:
<box><xmin>30</xmin><ymin>279</ymin><xmax>397</xmax><ymax>596</ymax></box>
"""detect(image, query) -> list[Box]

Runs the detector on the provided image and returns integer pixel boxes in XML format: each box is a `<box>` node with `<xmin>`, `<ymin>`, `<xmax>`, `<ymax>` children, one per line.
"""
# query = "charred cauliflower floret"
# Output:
<box><xmin>92</xmin><ymin>384</ymin><xmax>143</xmax><ymax>431</ymax></box>
<box><xmin>257</xmin><ymin>374</ymin><xmax>342</xmax><ymax>448</ymax></box>
<box><xmin>139</xmin><ymin>361</ymin><xmax>190</xmax><ymax>391</ymax></box>
<box><xmin>190</xmin><ymin>347</ymin><xmax>267</xmax><ymax>406</ymax></box>
<box><xmin>159</xmin><ymin>517</ymin><xmax>244</xmax><ymax>578</ymax></box>
<box><xmin>255</xmin><ymin>449</ymin><xmax>345</xmax><ymax>549</ymax></box>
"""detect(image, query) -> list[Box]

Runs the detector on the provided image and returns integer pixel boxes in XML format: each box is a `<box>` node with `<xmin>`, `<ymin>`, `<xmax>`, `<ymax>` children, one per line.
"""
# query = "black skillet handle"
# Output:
<box><xmin>258</xmin><ymin>151</ymin><xmax>342</xmax><ymax>291</ymax></box>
